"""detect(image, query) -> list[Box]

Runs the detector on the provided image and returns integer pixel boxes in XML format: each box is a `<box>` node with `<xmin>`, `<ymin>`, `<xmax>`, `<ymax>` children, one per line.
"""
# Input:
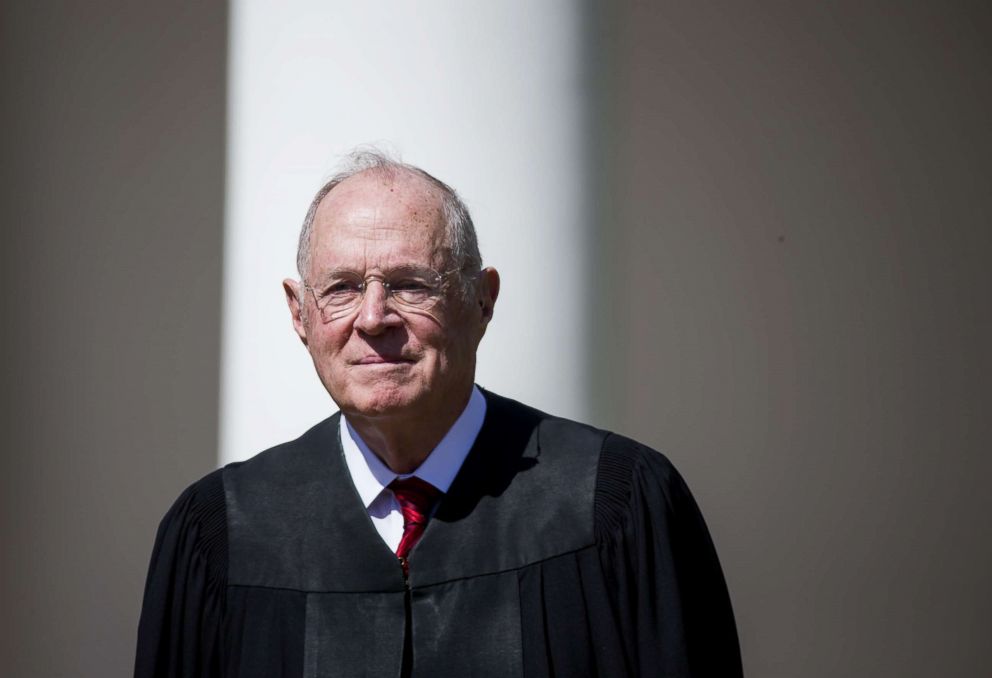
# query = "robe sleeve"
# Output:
<box><xmin>595</xmin><ymin>434</ymin><xmax>744</xmax><ymax>677</ymax></box>
<box><xmin>134</xmin><ymin>469</ymin><xmax>227</xmax><ymax>678</ymax></box>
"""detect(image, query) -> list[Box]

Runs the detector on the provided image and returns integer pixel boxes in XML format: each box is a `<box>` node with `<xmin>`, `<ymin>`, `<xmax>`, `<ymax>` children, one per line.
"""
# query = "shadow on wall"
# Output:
<box><xmin>587</xmin><ymin>3</ymin><xmax>992</xmax><ymax>678</ymax></box>
<box><xmin>0</xmin><ymin>2</ymin><xmax>228</xmax><ymax>676</ymax></box>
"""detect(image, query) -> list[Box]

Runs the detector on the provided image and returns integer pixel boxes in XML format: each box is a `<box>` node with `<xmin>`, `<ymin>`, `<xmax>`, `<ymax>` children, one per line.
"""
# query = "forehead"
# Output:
<box><xmin>309</xmin><ymin>171</ymin><xmax>447</xmax><ymax>273</ymax></box>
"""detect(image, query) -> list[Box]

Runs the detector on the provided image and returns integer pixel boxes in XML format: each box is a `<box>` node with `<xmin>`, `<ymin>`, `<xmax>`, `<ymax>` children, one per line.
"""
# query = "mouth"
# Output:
<box><xmin>352</xmin><ymin>355</ymin><xmax>415</xmax><ymax>366</ymax></box>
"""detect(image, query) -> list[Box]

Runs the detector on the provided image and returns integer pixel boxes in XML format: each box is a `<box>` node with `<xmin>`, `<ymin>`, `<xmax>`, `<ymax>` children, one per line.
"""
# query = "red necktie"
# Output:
<box><xmin>389</xmin><ymin>476</ymin><xmax>441</xmax><ymax>576</ymax></box>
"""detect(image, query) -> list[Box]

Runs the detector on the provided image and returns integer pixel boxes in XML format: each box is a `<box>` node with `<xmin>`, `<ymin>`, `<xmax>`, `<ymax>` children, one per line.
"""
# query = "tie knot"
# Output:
<box><xmin>389</xmin><ymin>476</ymin><xmax>441</xmax><ymax>521</ymax></box>
<box><xmin>389</xmin><ymin>477</ymin><xmax>442</xmax><ymax>566</ymax></box>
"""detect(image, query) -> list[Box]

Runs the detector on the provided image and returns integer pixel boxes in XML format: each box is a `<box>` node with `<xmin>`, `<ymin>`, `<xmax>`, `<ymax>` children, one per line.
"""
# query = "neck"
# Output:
<box><xmin>345</xmin><ymin>385</ymin><xmax>474</xmax><ymax>474</ymax></box>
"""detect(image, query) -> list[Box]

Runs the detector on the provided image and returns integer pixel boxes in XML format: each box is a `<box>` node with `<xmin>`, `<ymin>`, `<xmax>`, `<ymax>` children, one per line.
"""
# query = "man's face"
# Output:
<box><xmin>285</xmin><ymin>170</ymin><xmax>495</xmax><ymax>421</ymax></box>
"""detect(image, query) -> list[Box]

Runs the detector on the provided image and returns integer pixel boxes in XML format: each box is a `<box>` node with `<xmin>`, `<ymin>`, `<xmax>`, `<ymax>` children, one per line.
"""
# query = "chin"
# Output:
<box><xmin>337</xmin><ymin>385</ymin><xmax>424</xmax><ymax>419</ymax></box>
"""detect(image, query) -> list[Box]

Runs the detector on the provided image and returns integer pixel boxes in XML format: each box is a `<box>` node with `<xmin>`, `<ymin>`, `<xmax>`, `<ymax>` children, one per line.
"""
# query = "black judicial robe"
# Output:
<box><xmin>135</xmin><ymin>391</ymin><xmax>742</xmax><ymax>677</ymax></box>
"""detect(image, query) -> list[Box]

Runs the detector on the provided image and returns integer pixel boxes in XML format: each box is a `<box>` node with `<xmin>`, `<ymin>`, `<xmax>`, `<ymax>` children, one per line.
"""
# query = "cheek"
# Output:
<box><xmin>308</xmin><ymin>327</ymin><xmax>348</xmax><ymax>368</ymax></box>
<box><xmin>435</xmin><ymin>327</ymin><xmax>479</xmax><ymax>371</ymax></box>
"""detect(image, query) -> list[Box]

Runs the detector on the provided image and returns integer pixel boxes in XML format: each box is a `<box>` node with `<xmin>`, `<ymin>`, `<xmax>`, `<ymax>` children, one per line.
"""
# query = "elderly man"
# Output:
<box><xmin>135</xmin><ymin>152</ymin><xmax>742</xmax><ymax>677</ymax></box>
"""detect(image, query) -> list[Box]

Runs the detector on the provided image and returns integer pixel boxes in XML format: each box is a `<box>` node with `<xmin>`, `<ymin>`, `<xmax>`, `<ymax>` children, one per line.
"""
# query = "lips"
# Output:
<box><xmin>353</xmin><ymin>355</ymin><xmax>413</xmax><ymax>365</ymax></box>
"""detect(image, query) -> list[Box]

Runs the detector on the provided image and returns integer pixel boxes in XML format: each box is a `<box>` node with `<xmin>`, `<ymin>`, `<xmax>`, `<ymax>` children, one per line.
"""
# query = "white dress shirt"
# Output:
<box><xmin>340</xmin><ymin>386</ymin><xmax>487</xmax><ymax>553</ymax></box>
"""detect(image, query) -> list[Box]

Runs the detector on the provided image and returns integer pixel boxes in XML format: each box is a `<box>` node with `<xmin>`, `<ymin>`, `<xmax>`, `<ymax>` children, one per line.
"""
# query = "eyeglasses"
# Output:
<box><xmin>304</xmin><ymin>266</ymin><xmax>454</xmax><ymax>322</ymax></box>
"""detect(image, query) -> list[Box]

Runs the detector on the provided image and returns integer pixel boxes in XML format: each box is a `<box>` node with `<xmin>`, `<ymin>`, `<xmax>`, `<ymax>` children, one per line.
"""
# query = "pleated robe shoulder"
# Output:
<box><xmin>134</xmin><ymin>390</ymin><xmax>742</xmax><ymax>678</ymax></box>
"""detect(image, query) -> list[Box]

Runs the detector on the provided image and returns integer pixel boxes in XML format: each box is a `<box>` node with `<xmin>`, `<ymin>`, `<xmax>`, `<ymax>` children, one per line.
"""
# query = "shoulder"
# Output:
<box><xmin>481</xmin><ymin>388</ymin><xmax>609</xmax><ymax>457</ymax></box>
<box><xmin>221</xmin><ymin>413</ymin><xmax>340</xmax><ymax>487</ymax></box>
<box><xmin>157</xmin><ymin>414</ymin><xmax>340</xmax><ymax>550</ymax></box>
<box><xmin>151</xmin><ymin>467</ymin><xmax>229</xmax><ymax>585</ymax></box>
<box><xmin>162</xmin><ymin>465</ymin><xmax>227</xmax><ymax>532</ymax></box>
<box><xmin>597</xmin><ymin>439</ymin><xmax>690</xmax><ymax>552</ymax></box>
<box><xmin>481</xmin><ymin>390</ymin><xmax>685</xmax><ymax>539</ymax></box>
<box><xmin>482</xmin><ymin>387</ymin><xmax>678</xmax><ymax>477</ymax></box>
<box><xmin>597</xmin><ymin>432</ymin><xmax>682</xmax><ymax>505</ymax></box>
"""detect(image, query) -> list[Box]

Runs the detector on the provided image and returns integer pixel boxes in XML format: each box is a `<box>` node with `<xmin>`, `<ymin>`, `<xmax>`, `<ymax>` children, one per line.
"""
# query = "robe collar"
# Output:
<box><xmin>340</xmin><ymin>385</ymin><xmax>487</xmax><ymax>508</ymax></box>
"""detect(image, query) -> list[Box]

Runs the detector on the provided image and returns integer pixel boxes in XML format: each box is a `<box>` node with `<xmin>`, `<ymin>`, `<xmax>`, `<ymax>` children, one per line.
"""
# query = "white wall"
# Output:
<box><xmin>221</xmin><ymin>1</ymin><xmax>590</xmax><ymax>463</ymax></box>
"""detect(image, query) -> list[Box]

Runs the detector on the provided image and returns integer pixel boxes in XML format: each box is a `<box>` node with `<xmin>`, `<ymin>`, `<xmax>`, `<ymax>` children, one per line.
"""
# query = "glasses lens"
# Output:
<box><xmin>322</xmin><ymin>278</ymin><xmax>363</xmax><ymax>307</ymax></box>
<box><xmin>388</xmin><ymin>269</ymin><xmax>442</xmax><ymax>309</ymax></box>
<box><xmin>313</xmin><ymin>268</ymin><xmax>446</xmax><ymax>322</ymax></box>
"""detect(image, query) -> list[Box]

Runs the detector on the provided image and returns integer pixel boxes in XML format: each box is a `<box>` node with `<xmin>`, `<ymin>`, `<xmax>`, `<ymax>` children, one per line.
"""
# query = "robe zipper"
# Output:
<box><xmin>400</xmin><ymin>556</ymin><xmax>413</xmax><ymax>676</ymax></box>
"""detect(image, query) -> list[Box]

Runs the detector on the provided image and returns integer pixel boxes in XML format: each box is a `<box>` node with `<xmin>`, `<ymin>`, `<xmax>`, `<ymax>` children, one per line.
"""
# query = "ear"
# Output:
<box><xmin>283</xmin><ymin>279</ymin><xmax>309</xmax><ymax>347</ymax></box>
<box><xmin>477</xmin><ymin>267</ymin><xmax>500</xmax><ymax>328</ymax></box>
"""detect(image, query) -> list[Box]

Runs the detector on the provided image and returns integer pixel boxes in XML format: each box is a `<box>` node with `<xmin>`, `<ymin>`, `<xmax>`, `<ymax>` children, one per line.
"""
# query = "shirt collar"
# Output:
<box><xmin>340</xmin><ymin>385</ymin><xmax>487</xmax><ymax>509</ymax></box>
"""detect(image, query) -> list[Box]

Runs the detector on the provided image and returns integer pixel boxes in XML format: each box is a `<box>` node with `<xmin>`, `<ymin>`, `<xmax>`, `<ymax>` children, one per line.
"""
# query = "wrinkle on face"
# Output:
<box><xmin>298</xmin><ymin>169</ymin><xmax>482</xmax><ymax>422</ymax></box>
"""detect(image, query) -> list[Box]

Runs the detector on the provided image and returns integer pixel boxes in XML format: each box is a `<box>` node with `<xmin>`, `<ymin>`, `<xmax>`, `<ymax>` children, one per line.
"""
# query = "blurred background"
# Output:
<box><xmin>2</xmin><ymin>1</ymin><xmax>990</xmax><ymax>676</ymax></box>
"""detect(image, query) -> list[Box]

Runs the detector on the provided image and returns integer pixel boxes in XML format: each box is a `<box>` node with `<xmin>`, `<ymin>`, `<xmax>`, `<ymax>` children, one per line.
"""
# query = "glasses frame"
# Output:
<box><xmin>303</xmin><ymin>267</ymin><xmax>462</xmax><ymax>323</ymax></box>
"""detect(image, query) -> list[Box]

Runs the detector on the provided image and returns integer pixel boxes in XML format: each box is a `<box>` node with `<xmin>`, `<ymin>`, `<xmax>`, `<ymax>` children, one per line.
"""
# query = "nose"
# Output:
<box><xmin>352</xmin><ymin>280</ymin><xmax>401</xmax><ymax>334</ymax></box>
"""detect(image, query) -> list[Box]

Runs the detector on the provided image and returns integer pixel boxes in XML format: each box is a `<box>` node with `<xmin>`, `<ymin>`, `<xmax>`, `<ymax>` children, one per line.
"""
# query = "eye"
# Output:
<box><xmin>391</xmin><ymin>278</ymin><xmax>432</xmax><ymax>292</ymax></box>
<box><xmin>389</xmin><ymin>277</ymin><xmax>437</xmax><ymax>306</ymax></box>
<box><xmin>325</xmin><ymin>280</ymin><xmax>362</xmax><ymax>293</ymax></box>
<box><xmin>319</xmin><ymin>279</ymin><xmax>363</xmax><ymax>306</ymax></box>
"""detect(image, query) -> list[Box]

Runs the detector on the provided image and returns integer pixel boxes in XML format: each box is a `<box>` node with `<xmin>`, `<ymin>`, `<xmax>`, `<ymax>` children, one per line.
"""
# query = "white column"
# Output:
<box><xmin>221</xmin><ymin>1</ymin><xmax>589</xmax><ymax>463</ymax></box>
